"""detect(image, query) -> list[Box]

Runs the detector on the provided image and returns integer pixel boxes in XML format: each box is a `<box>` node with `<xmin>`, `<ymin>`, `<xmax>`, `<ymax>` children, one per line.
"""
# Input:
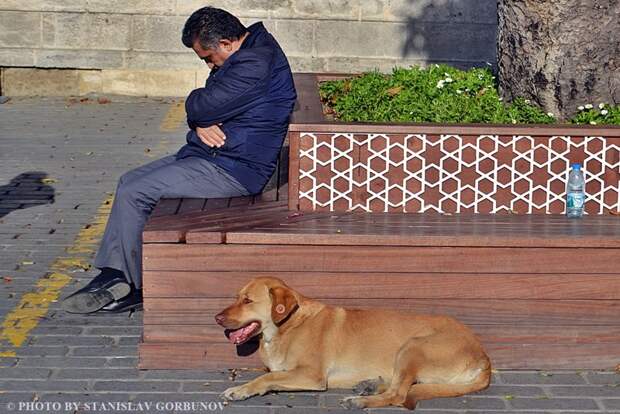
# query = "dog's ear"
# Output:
<box><xmin>269</xmin><ymin>286</ymin><xmax>298</xmax><ymax>325</ymax></box>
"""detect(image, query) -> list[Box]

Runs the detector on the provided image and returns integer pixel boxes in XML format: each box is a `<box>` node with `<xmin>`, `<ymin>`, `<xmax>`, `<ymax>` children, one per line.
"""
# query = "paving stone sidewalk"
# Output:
<box><xmin>0</xmin><ymin>97</ymin><xmax>618</xmax><ymax>414</ymax></box>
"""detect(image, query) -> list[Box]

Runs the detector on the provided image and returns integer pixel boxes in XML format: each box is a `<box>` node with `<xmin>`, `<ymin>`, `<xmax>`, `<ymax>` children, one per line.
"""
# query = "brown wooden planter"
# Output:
<box><xmin>288</xmin><ymin>74</ymin><xmax>620</xmax><ymax>215</ymax></box>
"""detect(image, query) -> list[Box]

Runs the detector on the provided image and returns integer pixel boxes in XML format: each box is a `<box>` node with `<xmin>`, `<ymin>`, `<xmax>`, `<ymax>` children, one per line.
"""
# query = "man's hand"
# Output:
<box><xmin>196</xmin><ymin>125</ymin><xmax>226</xmax><ymax>148</ymax></box>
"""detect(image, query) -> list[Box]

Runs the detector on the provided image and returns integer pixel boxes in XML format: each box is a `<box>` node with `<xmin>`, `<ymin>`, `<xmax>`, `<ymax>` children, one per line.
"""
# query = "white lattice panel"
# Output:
<box><xmin>296</xmin><ymin>132</ymin><xmax>620</xmax><ymax>214</ymax></box>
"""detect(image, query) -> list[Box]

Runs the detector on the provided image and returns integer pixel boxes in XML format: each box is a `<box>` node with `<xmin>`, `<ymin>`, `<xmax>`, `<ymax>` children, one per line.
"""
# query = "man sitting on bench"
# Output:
<box><xmin>61</xmin><ymin>7</ymin><xmax>297</xmax><ymax>314</ymax></box>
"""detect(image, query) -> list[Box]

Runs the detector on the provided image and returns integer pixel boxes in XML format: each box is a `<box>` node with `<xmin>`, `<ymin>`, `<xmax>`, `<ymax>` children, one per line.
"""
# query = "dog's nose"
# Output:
<box><xmin>214</xmin><ymin>313</ymin><xmax>226</xmax><ymax>325</ymax></box>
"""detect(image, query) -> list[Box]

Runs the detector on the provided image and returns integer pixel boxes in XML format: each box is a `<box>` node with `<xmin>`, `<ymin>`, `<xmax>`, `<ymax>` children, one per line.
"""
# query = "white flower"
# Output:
<box><xmin>524</xmin><ymin>99</ymin><xmax>531</xmax><ymax>104</ymax></box>
<box><xmin>456</xmin><ymin>89</ymin><xmax>463</xmax><ymax>94</ymax></box>
<box><xmin>585</xmin><ymin>103</ymin><xmax>593</xmax><ymax>109</ymax></box>
<box><xmin>444</xmin><ymin>72</ymin><xmax>450</xmax><ymax>77</ymax></box>
<box><xmin>511</xmin><ymin>119</ymin><xmax>517</xmax><ymax>124</ymax></box>
<box><xmin>547</xmin><ymin>112</ymin><xmax>554</xmax><ymax>117</ymax></box>
<box><xmin>436</xmin><ymin>80</ymin><xmax>445</xmax><ymax>89</ymax></box>
<box><xmin>599</xmin><ymin>103</ymin><xmax>605</xmax><ymax>109</ymax></box>
<box><xmin>445</xmin><ymin>77</ymin><xmax>453</xmax><ymax>83</ymax></box>
<box><xmin>590</xmin><ymin>121</ymin><xmax>597</xmax><ymax>125</ymax></box>
<box><xmin>498</xmin><ymin>97</ymin><xmax>503</xmax><ymax>101</ymax></box>
<box><xmin>578</xmin><ymin>105</ymin><xmax>585</xmax><ymax>111</ymax></box>
<box><xmin>601</xmin><ymin>109</ymin><xmax>609</xmax><ymax>115</ymax></box>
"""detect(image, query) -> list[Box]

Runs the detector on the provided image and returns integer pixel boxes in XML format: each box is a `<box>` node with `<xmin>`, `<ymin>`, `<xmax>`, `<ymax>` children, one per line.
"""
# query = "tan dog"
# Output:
<box><xmin>215</xmin><ymin>277</ymin><xmax>491</xmax><ymax>410</ymax></box>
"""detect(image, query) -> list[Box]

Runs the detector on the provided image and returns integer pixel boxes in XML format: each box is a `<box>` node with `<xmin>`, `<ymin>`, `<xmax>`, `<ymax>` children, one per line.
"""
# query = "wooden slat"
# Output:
<box><xmin>138</xmin><ymin>341</ymin><xmax>619</xmax><ymax>370</ymax></box>
<box><xmin>225</xmin><ymin>231</ymin><xmax>620</xmax><ymax>248</ymax></box>
<box><xmin>143</xmin><ymin>298</ymin><xmax>620</xmax><ymax>326</ymax></box>
<box><xmin>146</xmin><ymin>200</ymin><xmax>288</xmax><ymax>228</ymax></box>
<box><xmin>143</xmin><ymin>324</ymin><xmax>620</xmax><ymax>345</ymax></box>
<box><xmin>143</xmin><ymin>201</ymin><xmax>289</xmax><ymax>243</ymax></box>
<box><xmin>229</xmin><ymin>195</ymin><xmax>254</xmax><ymax>207</ymax></box>
<box><xmin>485</xmin><ymin>343</ymin><xmax>620</xmax><ymax>369</ymax></box>
<box><xmin>153</xmin><ymin>204</ymin><xmax>288</xmax><ymax>233</ymax></box>
<box><xmin>185</xmin><ymin>211</ymin><xmax>338</xmax><ymax>244</ymax></box>
<box><xmin>255</xmin><ymin>188</ymin><xmax>278</xmax><ymax>202</ymax></box>
<box><xmin>150</xmin><ymin>198</ymin><xmax>181</xmax><ymax>217</ymax></box>
<box><xmin>204</xmin><ymin>197</ymin><xmax>230</xmax><ymax>211</ymax></box>
<box><xmin>143</xmin><ymin>244</ymin><xmax>620</xmax><ymax>274</ymax></box>
<box><xmin>147</xmin><ymin>209</ymin><xmax>620</xmax><ymax>232</ymax></box>
<box><xmin>277</xmin><ymin>182</ymin><xmax>288</xmax><ymax>202</ymax></box>
<box><xmin>141</xmin><ymin>228</ymin><xmax>188</xmax><ymax>244</ymax></box>
<box><xmin>142</xmin><ymin>271</ymin><xmax>620</xmax><ymax>300</ymax></box>
<box><xmin>475</xmin><ymin>325</ymin><xmax>620</xmax><ymax>345</ymax></box>
<box><xmin>238</xmin><ymin>211</ymin><xmax>620</xmax><ymax>225</ymax></box>
<box><xmin>177</xmin><ymin>198</ymin><xmax>206</xmax><ymax>214</ymax></box>
<box><xmin>186</xmin><ymin>211</ymin><xmax>302</xmax><ymax>244</ymax></box>
<box><xmin>138</xmin><ymin>342</ymin><xmax>262</xmax><ymax>370</ymax></box>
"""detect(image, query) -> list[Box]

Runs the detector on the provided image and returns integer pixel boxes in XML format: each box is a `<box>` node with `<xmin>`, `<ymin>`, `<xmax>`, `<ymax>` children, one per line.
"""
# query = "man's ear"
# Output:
<box><xmin>219</xmin><ymin>39</ymin><xmax>233</xmax><ymax>52</ymax></box>
<box><xmin>269</xmin><ymin>286</ymin><xmax>298</xmax><ymax>325</ymax></box>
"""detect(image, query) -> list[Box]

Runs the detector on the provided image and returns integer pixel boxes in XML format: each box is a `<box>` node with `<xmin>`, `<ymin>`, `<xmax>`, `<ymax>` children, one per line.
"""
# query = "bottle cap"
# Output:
<box><xmin>571</xmin><ymin>163</ymin><xmax>582</xmax><ymax>170</ymax></box>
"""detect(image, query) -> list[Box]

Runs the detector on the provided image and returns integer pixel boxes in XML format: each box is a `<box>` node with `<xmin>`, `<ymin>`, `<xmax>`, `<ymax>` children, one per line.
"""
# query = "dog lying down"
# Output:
<box><xmin>215</xmin><ymin>277</ymin><xmax>491</xmax><ymax>410</ymax></box>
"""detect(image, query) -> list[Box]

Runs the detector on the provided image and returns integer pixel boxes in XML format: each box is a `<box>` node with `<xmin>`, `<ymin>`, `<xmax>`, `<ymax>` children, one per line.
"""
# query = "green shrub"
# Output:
<box><xmin>319</xmin><ymin>64</ymin><xmax>619</xmax><ymax>125</ymax></box>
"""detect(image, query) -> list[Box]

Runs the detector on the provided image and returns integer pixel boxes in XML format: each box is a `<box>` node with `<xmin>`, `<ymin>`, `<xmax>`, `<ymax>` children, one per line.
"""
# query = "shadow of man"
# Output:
<box><xmin>0</xmin><ymin>172</ymin><xmax>56</xmax><ymax>219</ymax></box>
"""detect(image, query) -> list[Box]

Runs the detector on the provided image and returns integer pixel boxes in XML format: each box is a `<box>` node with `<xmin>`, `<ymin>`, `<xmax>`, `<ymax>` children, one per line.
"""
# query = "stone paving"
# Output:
<box><xmin>0</xmin><ymin>97</ymin><xmax>619</xmax><ymax>414</ymax></box>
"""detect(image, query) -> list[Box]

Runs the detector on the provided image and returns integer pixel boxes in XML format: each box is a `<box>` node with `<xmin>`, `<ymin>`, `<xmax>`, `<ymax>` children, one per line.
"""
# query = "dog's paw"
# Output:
<box><xmin>220</xmin><ymin>385</ymin><xmax>255</xmax><ymax>401</ymax></box>
<box><xmin>353</xmin><ymin>378</ymin><xmax>382</xmax><ymax>396</ymax></box>
<box><xmin>339</xmin><ymin>396</ymin><xmax>366</xmax><ymax>410</ymax></box>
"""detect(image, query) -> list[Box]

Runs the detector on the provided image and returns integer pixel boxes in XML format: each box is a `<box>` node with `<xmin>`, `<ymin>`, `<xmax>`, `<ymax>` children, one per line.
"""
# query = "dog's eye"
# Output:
<box><xmin>243</xmin><ymin>298</ymin><xmax>253</xmax><ymax>304</ymax></box>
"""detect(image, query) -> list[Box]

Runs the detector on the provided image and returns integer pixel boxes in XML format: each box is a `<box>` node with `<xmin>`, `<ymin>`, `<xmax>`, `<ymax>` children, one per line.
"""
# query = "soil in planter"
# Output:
<box><xmin>319</xmin><ymin>65</ymin><xmax>619</xmax><ymax>125</ymax></box>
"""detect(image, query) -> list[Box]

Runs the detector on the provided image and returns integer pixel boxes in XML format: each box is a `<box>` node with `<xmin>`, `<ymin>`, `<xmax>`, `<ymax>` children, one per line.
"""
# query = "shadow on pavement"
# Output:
<box><xmin>0</xmin><ymin>172</ymin><xmax>55</xmax><ymax>219</ymax></box>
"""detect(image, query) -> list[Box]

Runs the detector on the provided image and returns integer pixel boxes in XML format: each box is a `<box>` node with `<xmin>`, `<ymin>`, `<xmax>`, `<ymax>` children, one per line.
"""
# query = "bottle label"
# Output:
<box><xmin>567</xmin><ymin>192</ymin><xmax>584</xmax><ymax>209</ymax></box>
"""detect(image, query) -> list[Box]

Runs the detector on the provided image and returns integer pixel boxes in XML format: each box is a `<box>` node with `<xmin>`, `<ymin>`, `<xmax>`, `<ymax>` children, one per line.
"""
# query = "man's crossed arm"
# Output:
<box><xmin>185</xmin><ymin>49</ymin><xmax>273</xmax><ymax>148</ymax></box>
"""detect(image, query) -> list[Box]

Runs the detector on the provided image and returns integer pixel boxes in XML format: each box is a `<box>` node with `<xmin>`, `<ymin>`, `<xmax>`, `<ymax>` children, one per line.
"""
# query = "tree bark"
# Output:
<box><xmin>497</xmin><ymin>0</ymin><xmax>619</xmax><ymax>120</ymax></box>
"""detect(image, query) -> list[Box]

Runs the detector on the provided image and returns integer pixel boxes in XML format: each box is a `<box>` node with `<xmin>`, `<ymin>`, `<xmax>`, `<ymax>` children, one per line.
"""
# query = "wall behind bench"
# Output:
<box><xmin>0</xmin><ymin>0</ymin><xmax>497</xmax><ymax>96</ymax></box>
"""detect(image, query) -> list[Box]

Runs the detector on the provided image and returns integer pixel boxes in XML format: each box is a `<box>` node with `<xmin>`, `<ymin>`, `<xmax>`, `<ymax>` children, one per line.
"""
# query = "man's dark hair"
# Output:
<box><xmin>182</xmin><ymin>7</ymin><xmax>247</xmax><ymax>50</ymax></box>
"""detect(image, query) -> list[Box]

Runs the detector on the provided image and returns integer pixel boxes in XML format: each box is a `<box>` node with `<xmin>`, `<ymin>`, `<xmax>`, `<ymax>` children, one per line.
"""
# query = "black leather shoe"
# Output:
<box><xmin>80</xmin><ymin>268</ymin><xmax>122</xmax><ymax>290</ymax></box>
<box><xmin>101</xmin><ymin>288</ymin><xmax>143</xmax><ymax>313</ymax></box>
<box><xmin>61</xmin><ymin>272</ymin><xmax>131</xmax><ymax>314</ymax></box>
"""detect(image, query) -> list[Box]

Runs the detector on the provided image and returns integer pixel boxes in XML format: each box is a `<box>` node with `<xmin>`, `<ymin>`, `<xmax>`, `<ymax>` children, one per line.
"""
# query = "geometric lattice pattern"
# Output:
<box><xmin>297</xmin><ymin>132</ymin><xmax>620</xmax><ymax>214</ymax></box>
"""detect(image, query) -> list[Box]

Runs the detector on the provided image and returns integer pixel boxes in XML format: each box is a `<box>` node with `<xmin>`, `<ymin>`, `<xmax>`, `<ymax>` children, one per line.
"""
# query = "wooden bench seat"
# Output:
<box><xmin>140</xmin><ymin>203</ymin><xmax>620</xmax><ymax>370</ymax></box>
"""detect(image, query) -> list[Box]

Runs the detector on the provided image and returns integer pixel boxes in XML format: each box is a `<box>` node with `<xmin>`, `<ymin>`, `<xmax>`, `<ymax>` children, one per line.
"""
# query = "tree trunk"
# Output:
<box><xmin>497</xmin><ymin>0</ymin><xmax>619</xmax><ymax>120</ymax></box>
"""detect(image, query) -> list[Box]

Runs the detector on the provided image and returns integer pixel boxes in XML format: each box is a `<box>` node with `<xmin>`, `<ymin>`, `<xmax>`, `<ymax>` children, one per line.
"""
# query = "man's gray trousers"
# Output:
<box><xmin>94</xmin><ymin>155</ymin><xmax>250</xmax><ymax>289</ymax></box>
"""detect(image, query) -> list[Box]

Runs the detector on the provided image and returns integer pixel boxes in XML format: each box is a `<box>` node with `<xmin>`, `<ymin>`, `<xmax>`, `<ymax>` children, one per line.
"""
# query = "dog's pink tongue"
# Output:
<box><xmin>228</xmin><ymin>322</ymin><xmax>259</xmax><ymax>344</ymax></box>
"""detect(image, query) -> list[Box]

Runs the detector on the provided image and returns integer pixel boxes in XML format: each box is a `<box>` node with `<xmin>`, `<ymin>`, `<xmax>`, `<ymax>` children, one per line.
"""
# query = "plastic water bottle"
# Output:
<box><xmin>566</xmin><ymin>163</ymin><xmax>585</xmax><ymax>218</ymax></box>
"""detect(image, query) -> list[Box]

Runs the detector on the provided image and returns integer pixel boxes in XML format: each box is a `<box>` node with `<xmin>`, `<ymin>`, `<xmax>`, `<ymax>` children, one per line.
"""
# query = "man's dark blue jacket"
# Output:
<box><xmin>176</xmin><ymin>22</ymin><xmax>297</xmax><ymax>195</ymax></box>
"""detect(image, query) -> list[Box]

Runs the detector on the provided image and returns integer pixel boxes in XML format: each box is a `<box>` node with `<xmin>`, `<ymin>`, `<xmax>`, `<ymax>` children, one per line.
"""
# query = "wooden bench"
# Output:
<box><xmin>139</xmin><ymin>74</ymin><xmax>620</xmax><ymax>371</ymax></box>
<box><xmin>141</xmin><ymin>206</ymin><xmax>620</xmax><ymax>370</ymax></box>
